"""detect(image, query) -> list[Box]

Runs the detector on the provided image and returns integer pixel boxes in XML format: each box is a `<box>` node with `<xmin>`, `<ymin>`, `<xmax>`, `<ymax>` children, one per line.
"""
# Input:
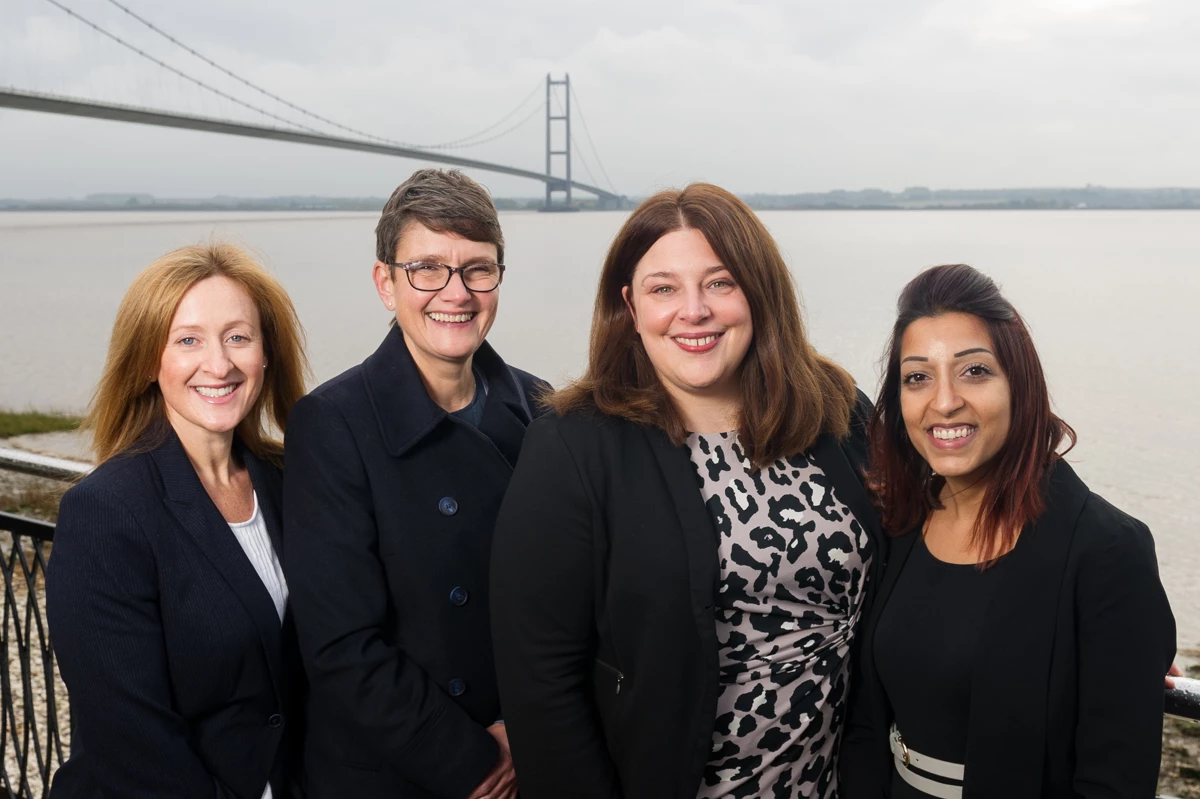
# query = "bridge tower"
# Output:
<box><xmin>543</xmin><ymin>74</ymin><xmax>575</xmax><ymax>211</ymax></box>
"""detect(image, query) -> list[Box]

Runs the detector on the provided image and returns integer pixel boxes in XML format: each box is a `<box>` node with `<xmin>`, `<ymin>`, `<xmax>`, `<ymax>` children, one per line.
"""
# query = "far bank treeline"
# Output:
<box><xmin>4</xmin><ymin>185</ymin><xmax>1200</xmax><ymax>212</ymax></box>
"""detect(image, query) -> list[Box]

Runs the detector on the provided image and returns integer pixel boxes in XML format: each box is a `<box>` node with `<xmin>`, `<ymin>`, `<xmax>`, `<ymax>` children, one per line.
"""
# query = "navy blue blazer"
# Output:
<box><xmin>47</xmin><ymin>429</ymin><xmax>304</xmax><ymax>799</ymax></box>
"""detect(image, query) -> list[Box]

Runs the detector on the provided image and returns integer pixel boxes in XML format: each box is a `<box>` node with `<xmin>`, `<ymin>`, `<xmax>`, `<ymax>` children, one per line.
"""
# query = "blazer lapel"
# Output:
<box><xmin>644</xmin><ymin>425</ymin><xmax>722</xmax><ymax>780</ymax></box>
<box><xmin>152</xmin><ymin>433</ymin><xmax>285</xmax><ymax>698</ymax></box>
<box><xmin>859</xmin><ymin>527</ymin><xmax>918</xmax><ymax>726</ymax></box>
<box><xmin>242</xmin><ymin>448</ymin><xmax>284</xmax><ymax>560</ymax></box>
<box><xmin>963</xmin><ymin>460</ymin><xmax>1088</xmax><ymax>798</ymax></box>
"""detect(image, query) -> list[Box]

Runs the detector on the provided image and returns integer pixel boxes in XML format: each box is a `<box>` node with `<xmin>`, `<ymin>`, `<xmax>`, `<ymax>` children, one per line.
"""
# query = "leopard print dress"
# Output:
<box><xmin>687</xmin><ymin>432</ymin><xmax>873</xmax><ymax>799</ymax></box>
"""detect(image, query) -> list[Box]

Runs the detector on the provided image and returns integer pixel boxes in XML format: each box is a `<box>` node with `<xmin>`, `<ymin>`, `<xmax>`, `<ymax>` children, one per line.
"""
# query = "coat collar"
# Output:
<box><xmin>150</xmin><ymin>427</ymin><xmax>285</xmax><ymax>697</ymax></box>
<box><xmin>362</xmin><ymin>325</ymin><xmax>532</xmax><ymax>458</ymax></box>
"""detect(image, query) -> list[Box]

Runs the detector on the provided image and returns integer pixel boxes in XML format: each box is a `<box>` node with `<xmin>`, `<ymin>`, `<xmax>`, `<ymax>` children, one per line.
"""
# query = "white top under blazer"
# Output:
<box><xmin>227</xmin><ymin>491</ymin><xmax>289</xmax><ymax>799</ymax></box>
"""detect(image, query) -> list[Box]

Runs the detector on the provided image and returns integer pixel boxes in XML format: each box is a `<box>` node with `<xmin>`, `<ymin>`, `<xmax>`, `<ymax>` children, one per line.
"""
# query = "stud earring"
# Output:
<box><xmin>262</xmin><ymin>362</ymin><xmax>268</xmax><ymax>369</ymax></box>
<box><xmin>387</xmin><ymin>302</ymin><xmax>394</xmax><ymax>309</ymax></box>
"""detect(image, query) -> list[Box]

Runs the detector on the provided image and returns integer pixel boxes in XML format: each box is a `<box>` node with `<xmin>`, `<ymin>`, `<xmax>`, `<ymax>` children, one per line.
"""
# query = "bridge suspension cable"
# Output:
<box><xmin>40</xmin><ymin>0</ymin><xmax>327</xmax><ymax>136</ymax></box>
<box><xmin>84</xmin><ymin>0</ymin><xmax>551</xmax><ymax>153</ymax></box>
<box><xmin>99</xmin><ymin>0</ymin><xmax>419</xmax><ymax>147</ymax></box>
<box><xmin>429</xmin><ymin>81</ymin><xmax>545</xmax><ymax>149</ymax></box>
<box><xmin>19</xmin><ymin>1</ymin><xmax>622</xmax><ymax>202</ymax></box>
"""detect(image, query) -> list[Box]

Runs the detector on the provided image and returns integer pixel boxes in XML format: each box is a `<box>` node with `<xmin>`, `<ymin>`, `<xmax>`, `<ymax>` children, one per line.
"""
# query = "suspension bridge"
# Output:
<box><xmin>0</xmin><ymin>0</ymin><xmax>625</xmax><ymax>209</ymax></box>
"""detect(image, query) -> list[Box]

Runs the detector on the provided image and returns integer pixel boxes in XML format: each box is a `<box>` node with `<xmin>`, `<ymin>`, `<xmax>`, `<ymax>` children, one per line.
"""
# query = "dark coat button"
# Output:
<box><xmin>448</xmin><ymin>678</ymin><xmax>467</xmax><ymax>697</ymax></box>
<box><xmin>438</xmin><ymin>497</ymin><xmax>458</xmax><ymax>516</ymax></box>
<box><xmin>449</xmin><ymin>586</ymin><xmax>470</xmax><ymax>606</ymax></box>
<box><xmin>267</xmin><ymin>713</ymin><xmax>284</xmax><ymax>728</ymax></box>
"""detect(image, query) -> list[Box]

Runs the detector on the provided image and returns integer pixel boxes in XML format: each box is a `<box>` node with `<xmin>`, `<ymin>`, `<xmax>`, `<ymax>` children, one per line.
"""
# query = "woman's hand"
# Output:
<box><xmin>1166</xmin><ymin>661</ymin><xmax>1184</xmax><ymax>690</ymax></box>
<box><xmin>465</xmin><ymin>723</ymin><xmax>518</xmax><ymax>799</ymax></box>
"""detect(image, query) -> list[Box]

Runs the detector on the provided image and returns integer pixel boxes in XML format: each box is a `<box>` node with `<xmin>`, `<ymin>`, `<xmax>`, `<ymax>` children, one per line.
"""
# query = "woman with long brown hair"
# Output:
<box><xmin>46</xmin><ymin>243</ymin><xmax>309</xmax><ymax>798</ymax></box>
<box><xmin>490</xmin><ymin>184</ymin><xmax>884</xmax><ymax>798</ymax></box>
<box><xmin>839</xmin><ymin>264</ymin><xmax>1175</xmax><ymax>798</ymax></box>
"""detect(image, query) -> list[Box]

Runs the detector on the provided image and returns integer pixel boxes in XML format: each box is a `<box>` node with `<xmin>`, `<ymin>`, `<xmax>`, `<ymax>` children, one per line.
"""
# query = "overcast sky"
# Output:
<box><xmin>2</xmin><ymin>0</ymin><xmax>1198</xmax><ymax>199</ymax></box>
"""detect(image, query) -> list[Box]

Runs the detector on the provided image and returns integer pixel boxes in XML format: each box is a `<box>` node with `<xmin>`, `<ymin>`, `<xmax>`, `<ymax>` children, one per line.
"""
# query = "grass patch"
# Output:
<box><xmin>0</xmin><ymin>411</ymin><xmax>81</xmax><ymax>438</ymax></box>
<box><xmin>0</xmin><ymin>484</ymin><xmax>64</xmax><ymax>522</ymax></box>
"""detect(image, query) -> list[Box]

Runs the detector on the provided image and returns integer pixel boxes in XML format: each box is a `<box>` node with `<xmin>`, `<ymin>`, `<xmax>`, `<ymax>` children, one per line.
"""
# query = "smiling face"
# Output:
<box><xmin>158</xmin><ymin>275</ymin><xmax>265</xmax><ymax>447</ymax></box>
<box><xmin>622</xmin><ymin>228</ymin><xmax>753</xmax><ymax>421</ymax></box>
<box><xmin>373</xmin><ymin>222</ymin><xmax>499</xmax><ymax>371</ymax></box>
<box><xmin>899</xmin><ymin>312</ymin><xmax>1012</xmax><ymax>490</ymax></box>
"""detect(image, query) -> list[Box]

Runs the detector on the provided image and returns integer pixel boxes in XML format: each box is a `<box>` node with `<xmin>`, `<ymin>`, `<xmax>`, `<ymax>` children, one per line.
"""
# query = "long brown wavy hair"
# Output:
<box><xmin>86</xmin><ymin>243</ymin><xmax>309</xmax><ymax>466</ymax></box>
<box><xmin>866</xmin><ymin>264</ymin><xmax>1076</xmax><ymax>562</ymax></box>
<box><xmin>550</xmin><ymin>184</ymin><xmax>856</xmax><ymax>468</ymax></box>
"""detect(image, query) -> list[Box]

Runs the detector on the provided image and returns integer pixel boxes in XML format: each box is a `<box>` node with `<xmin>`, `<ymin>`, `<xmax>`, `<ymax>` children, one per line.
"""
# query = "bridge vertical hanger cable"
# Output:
<box><xmin>568</xmin><ymin>83</ymin><xmax>618</xmax><ymax>195</ymax></box>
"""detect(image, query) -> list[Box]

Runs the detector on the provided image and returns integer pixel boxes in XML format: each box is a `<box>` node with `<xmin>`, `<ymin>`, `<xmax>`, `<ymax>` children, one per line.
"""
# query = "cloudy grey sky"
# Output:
<box><xmin>2</xmin><ymin>0</ymin><xmax>1198</xmax><ymax>199</ymax></box>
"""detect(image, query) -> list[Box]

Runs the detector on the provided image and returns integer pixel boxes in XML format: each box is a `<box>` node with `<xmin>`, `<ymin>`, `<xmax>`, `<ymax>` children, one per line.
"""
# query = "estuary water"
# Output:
<box><xmin>2</xmin><ymin>209</ymin><xmax>1198</xmax><ymax>646</ymax></box>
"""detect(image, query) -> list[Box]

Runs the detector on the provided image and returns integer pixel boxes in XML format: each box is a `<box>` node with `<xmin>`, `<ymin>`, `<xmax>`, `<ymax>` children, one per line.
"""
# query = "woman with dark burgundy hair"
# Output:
<box><xmin>839</xmin><ymin>264</ymin><xmax>1175</xmax><ymax>799</ymax></box>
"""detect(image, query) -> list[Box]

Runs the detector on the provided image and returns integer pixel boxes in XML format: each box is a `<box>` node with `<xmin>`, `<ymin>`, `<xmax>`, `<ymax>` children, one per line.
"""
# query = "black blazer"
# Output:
<box><xmin>282</xmin><ymin>327</ymin><xmax>543</xmax><ymax>799</ymax></box>
<box><xmin>46</xmin><ymin>429</ymin><xmax>304</xmax><ymax>799</ymax></box>
<box><xmin>489</xmin><ymin>393</ymin><xmax>884</xmax><ymax>799</ymax></box>
<box><xmin>839</xmin><ymin>460</ymin><xmax>1176</xmax><ymax>798</ymax></box>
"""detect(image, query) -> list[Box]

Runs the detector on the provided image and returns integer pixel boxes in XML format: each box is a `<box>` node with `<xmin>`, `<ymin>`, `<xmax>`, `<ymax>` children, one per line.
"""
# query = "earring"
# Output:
<box><xmin>387</xmin><ymin>302</ymin><xmax>394</xmax><ymax>309</ymax></box>
<box><xmin>262</xmin><ymin>362</ymin><xmax>268</xmax><ymax>369</ymax></box>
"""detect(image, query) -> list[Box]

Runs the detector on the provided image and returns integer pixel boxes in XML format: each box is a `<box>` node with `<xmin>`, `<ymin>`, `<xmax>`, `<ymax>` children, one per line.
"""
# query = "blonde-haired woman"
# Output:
<box><xmin>46</xmin><ymin>243</ymin><xmax>309</xmax><ymax>799</ymax></box>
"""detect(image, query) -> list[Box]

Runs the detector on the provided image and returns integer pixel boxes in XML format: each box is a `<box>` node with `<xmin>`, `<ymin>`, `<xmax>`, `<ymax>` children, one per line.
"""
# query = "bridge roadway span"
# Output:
<box><xmin>0</xmin><ymin>88</ymin><xmax>623</xmax><ymax>206</ymax></box>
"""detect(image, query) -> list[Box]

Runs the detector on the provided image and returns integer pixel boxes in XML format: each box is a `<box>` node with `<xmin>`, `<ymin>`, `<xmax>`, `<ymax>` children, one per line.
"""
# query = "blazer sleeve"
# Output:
<box><xmin>46</xmin><ymin>482</ymin><xmax>235</xmax><ymax>799</ymax></box>
<box><xmin>1071</xmin><ymin>506</ymin><xmax>1176</xmax><ymax>798</ymax></box>
<box><xmin>282</xmin><ymin>393</ymin><xmax>498</xmax><ymax>798</ymax></box>
<box><xmin>490</xmin><ymin>418</ymin><xmax>622</xmax><ymax>799</ymax></box>
<box><xmin>838</xmin><ymin>658</ymin><xmax>889</xmax><ymax>798</ymax></box>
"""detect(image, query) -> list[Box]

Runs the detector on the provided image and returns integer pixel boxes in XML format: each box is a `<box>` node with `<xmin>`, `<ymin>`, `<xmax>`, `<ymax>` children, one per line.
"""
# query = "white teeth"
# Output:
<box><xmin>675</xmin><ymin>334</ymin><xmax>719</xmax><ymax>347</ymax></box>
<box><xmin>427</xmin><ymin>312</ymin><xmax>475</xmax><ymax>323</ymax></box>
<box><xmin>195</xmin><ymin>385</ymin><xmax>235</xmax><ymax>398</ymax></box>
<box><xmin>932</xmin><ymin>426</ymin><xmax>975</xmax><ymax>440</ymax></box>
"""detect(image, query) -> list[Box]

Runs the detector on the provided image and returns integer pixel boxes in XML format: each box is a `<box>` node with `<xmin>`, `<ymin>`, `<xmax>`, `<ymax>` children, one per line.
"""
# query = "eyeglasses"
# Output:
<box><xmin>389</xmin><ymin>260</ymin><xmax>506</xmax><ymax>292</ymax></box>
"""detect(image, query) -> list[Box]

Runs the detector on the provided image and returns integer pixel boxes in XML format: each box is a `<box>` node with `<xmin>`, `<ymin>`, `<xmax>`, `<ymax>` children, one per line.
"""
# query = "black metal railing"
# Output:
<box><xmin>0</xmin><ymin>512</ymin><xmax>65</xmax><ymax>799</ymax></box>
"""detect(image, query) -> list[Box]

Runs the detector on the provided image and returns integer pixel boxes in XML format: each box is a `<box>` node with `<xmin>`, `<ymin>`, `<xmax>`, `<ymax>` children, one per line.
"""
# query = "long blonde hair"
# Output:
<box><xmin>86</xmin><ymin>243</ymin><xmax>309</xmax><ymax>465</ymax></box>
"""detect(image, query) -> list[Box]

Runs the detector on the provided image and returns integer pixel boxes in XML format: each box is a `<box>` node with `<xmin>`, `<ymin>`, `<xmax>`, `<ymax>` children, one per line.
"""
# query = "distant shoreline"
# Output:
<box><xmin>4</xmin><ymin>186</ymin><xmax>1200</xmax><ymax>213</ymax></box>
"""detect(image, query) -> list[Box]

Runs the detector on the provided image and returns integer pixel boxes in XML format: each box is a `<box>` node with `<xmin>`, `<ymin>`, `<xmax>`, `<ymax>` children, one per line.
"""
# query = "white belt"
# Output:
<box><xmin>889</xmin><ymin>725</ymin><xmax>965</xmax><ymax>799</ymax></box>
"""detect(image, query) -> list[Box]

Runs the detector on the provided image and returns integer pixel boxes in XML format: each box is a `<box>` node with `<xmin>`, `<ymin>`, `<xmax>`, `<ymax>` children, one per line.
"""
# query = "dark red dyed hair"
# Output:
<box><xmin>866</xmin><ymin>264</ymin><xmax>1076</xmax><ymax>562</ymax></box>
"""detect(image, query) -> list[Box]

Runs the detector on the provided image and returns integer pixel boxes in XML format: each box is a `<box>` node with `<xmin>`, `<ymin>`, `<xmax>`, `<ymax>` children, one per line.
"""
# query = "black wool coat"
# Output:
<box><xmin>489</xmin><ymin>392</ymin><xmax>885</xmax><ymax>799</ymax></box>
<box><xmin>282</xmin><ymin>327</ymin><xmax>543</xmax><ymax>799</ymax></box>
<box><xmin>46</xmin><ymin>429</ymin><xmax>304</xmax><ymax>799</ymax></box>
<box><xmin>839</xmin><ymin>460</ymin><xmax>1176</xmax><ymax>799</ymax></box>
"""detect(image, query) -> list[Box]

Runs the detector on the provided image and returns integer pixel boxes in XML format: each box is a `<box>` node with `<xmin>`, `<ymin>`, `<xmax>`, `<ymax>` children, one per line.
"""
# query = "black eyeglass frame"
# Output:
<box><xmin>388</xmin><ymin>260</ymin><xmax>506</xmax><ymax>293</ymax></box>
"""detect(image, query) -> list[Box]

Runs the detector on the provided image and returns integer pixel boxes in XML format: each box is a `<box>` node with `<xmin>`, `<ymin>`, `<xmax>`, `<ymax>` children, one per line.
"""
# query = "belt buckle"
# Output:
<box><xmin>897</xmin><ymin>732</ymin><xmax>911</xmax><ymax>768</ymax></box>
